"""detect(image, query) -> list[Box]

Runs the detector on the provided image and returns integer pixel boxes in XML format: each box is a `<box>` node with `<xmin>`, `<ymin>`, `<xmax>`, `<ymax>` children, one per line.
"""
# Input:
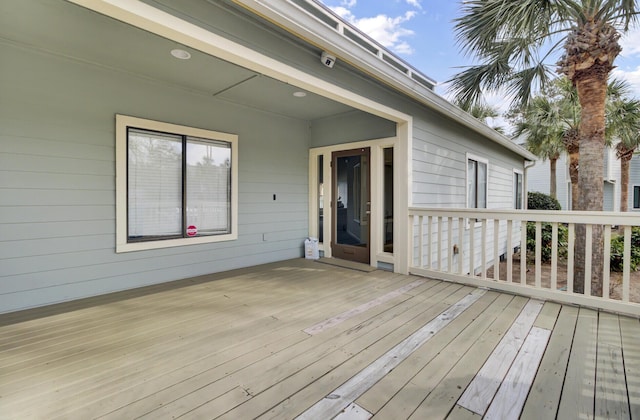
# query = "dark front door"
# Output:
<box><xmin>331</xmin><ymin>147</ymin><xmax>370</xmax><ymax>264</ymax></box>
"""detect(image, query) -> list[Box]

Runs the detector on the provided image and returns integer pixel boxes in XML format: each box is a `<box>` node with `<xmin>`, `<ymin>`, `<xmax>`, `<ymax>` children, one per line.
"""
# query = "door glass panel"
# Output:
<box><xmin>384</xmin><ymin>147</ymin><xmax>393</xmax><ymax>253</ymax></box>
<box><xmin>336</xmin><ymin>153</ymin><xmax>369</xmax><ymax>247</ymax></box>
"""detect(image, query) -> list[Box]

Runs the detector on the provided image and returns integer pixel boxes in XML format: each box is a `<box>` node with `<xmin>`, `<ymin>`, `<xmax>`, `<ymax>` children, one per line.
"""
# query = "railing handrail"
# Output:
<box><xmin>409</xmin><ymin>207</ymin><xmax>640</xmax><ymax>224</ymax></box>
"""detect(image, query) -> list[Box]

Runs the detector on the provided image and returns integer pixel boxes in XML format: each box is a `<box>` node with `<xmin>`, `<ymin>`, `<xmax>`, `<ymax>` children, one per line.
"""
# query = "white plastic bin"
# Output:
<box><xmin>304</xmin><ymin>237</ymin><xmax>319</xmax><ymax>260</ymax></box>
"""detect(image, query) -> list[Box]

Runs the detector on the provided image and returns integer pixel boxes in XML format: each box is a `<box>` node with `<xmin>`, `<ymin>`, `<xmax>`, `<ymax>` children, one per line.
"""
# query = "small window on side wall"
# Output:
<box><xmin>467</xmin><ymin>155</ymin><xmax>488</xmax><ymax>209</ymax></box>
<box><xmin>116</xmin><ymin>115</ymin><xmax>238</xmax><ymax>252</ymax></box>
<box><xmin>514</xmin><ymin>171</ymin><xmax>523</xmax><ymax>209</ymax></box>
<box><xmin>634</xmin><ymin>186</ymin><xmax>640</xmax><ymax>209</ymax></box>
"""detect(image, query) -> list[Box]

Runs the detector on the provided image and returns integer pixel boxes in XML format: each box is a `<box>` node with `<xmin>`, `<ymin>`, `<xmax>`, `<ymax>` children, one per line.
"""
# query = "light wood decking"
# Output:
<box><xmin>1</xmin><ymin>259</ymin><xmax>638</xmax><ymax>419</ymax></box>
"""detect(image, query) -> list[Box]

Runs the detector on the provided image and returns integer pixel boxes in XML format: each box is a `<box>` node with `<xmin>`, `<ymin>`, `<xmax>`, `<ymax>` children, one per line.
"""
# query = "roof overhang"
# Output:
<box><xmin>232</xmin><ymin>0</ymin><xmax>537</xmax><ymax>161</ymax></box>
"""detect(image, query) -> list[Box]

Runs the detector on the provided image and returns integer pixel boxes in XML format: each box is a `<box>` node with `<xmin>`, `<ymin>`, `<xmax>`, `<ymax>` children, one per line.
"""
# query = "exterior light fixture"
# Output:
<box><xmin>170</xmin><ymin>49</ymin><xmax>191</xmax><ymax>60</ymax></box>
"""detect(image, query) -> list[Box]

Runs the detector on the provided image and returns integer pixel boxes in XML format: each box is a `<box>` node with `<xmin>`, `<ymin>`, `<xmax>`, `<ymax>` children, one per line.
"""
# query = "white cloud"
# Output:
<box><xmin>620</xmin><ymin>27</ymin><xmax>640</xmax><ymax>57</ymax></box>
<box><xmin>612</xmin><ymin>66</ymin><xmax>640</xmax><ymax>99</ymax></box>
<box><xmin>340</xmin><ymin>0</ymin><xmax>357</xmax><ymax>8</ymax></box>
<box><xmin>331</xmin><ymin>9</ymin><xmax>417</xmax><ymax>55</ymax></box>
<box><xmin>406</xmin><ymin>0</ymin><xmax>422</xmax><ymax>9</ymax></box>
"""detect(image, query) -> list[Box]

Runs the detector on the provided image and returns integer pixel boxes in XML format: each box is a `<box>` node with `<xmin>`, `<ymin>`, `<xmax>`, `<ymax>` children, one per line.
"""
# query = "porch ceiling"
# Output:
<box><xmin>0</xmin><ymin>0</ymin><xmax>354</xmax><ymax>121</ymax></box>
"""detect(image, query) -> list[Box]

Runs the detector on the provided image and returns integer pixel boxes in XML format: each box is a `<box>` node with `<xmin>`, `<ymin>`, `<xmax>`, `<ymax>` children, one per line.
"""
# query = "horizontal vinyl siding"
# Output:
<box><xmin>0</xmin><ymin>43</ymin><xmax>310</xmax><ymax>313</ymax></box>
<box><xmin>627</xmin><ymin>156</ymin><xmax>640</xmax><ymax>211</ymax></box>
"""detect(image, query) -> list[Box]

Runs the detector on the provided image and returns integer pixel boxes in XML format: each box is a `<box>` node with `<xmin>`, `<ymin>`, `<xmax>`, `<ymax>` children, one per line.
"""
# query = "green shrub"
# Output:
<box><xmin>610</xmin><ymin>226</ymin><xmax>640</xmax><ymax>272</ymax></box>
<box><xmin>526</xmin><ymin>222</ymin><xmax>568</xmax><ymax>262</ymax></box>
<box><xmin>527</xmin><ymin>191</ymin><xmax>561</xmax><ymax>210</ymax></box>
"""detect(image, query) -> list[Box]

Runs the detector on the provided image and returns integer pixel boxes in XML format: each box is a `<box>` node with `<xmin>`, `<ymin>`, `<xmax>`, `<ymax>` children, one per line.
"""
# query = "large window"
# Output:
<box><xmin>467</xmin><ymin>155</ymin><xmax>488</xmax><ymax>209</ymax></box>
<box><xmin>116</xmin><ymin>115</ymin><xmax>238</xmax><ymax>252</ymax></box>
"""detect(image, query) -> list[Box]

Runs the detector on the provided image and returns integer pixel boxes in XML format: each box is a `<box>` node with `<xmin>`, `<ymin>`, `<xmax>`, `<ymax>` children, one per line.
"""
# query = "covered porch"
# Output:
<box><xmin>1</xmin><ymin>258</ymin><xmax>638</xmax><ymax>419</ymax></box>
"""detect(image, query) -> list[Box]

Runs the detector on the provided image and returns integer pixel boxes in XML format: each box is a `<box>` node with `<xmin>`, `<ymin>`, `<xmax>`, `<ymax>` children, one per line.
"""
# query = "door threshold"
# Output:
<box><xmin>315</xmin><ymin>258</ymin><xmax>376</xmax><ymax>272</ymax></box>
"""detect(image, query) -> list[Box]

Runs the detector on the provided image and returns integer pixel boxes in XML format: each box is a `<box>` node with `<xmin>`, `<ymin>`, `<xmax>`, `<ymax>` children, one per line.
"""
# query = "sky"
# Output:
<box><xmin>318</xmin><ymin>0</ymin><xmax>640</xmax><ymax>120</ymax></box>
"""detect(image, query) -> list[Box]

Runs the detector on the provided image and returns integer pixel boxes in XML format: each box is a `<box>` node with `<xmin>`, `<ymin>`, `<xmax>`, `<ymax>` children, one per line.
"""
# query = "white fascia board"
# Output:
<box><xmin>233</xmin><ymin>0</ymin><xmax>536</xmax><ymax>162</ymax></box>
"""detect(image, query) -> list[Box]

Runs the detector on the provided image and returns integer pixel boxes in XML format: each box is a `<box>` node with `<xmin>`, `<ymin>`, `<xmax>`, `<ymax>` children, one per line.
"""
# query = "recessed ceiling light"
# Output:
<box><xmin>170</xmin><ymin>49</ymin><xmax>191</xmax><ymax>60</ymax></box>
<box><xmin>293</xmin><ymin>91</ymin><xmax>307</xmax><ymax>97</ymax></box>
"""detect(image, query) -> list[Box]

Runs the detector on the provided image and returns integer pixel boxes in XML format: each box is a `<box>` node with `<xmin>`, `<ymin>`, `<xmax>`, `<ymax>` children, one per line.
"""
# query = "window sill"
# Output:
<box><xmin>116</xmin><ymin>232</ymin><xmax>237</xmax><ymax>253</ymax></box>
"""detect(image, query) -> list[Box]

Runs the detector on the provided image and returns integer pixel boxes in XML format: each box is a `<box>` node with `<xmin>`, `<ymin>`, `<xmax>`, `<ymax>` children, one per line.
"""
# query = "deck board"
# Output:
<box><xmin>360</xmin><ymin>292</ymin><xmax>509</xmax><ymax>418</ymax></box>
<box><xmin>557</xmin><ymin>307</ymin><xmax>598</xmax><ymax>419</ymax></box>
<box><xmin>596</xmin><ymin>312</ymin><xmax>629</xmax><ymax>419</ymax></box>
<box><xmin>0</xmin><ymin>259</ymin><xmax>636</xmax><ymax>420</ymax></box>
<box><xmin>520</xmin><ymin>305</ymin><xmax>578</xmax><ymax>420</ymax></box>
<box><xmin>620</xmin><ymin>317</ymin><xmax>640</xmax><ymax>419</ymax></box>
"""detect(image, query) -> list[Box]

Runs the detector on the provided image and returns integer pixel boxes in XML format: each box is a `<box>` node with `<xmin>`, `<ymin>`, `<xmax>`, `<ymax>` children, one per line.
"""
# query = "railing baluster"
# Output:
<box><xmin>469</xmin><ymin>221</ymin><xmax>475</xmax><ymax>277</ymax></box>
<box><xmin>448</xmin><ymin>217</ymin><xmax>453</xmax><ymax>273</ymax></box>
<box><xmin>567</xmin><ymin>223</ymin><xmax>575</xmax><ymax>293</ymax></box>
<box><xmin>458</xmin><ymin>217</ymin><xmax>464</xmax><ymax>274</ymax></box>
<box><xmin>437</xmin><ymin>217</ymin><xmax>443</xmax><ymax>271</ymax></box>
<box><xmin>418</xmin><ymin>215</ymin><xmax>424</xmax><ymax>268</ymax></box>
<box><xmin>551</xmin><ymin>222</ymin><xmax>558</xmax><ymax>291</ymax></box>
<box><xmin>426</xmin><ymin>216</ymin><xmax>432</xmax><ymax>269</ymax></box>
<box><xmin>493</xmin><ymin>219</ymin><xmax>500</xmax><ymax>281</ymax></box>
<box><xmin>481</xmin><ymin>219</ymin><xmax>487</xmax><ymax>279</ymax></box>
<box><xmin>624</xmin><ymin>225</ymin><xmax>631</xmax><ymax>302</ymax></box>
<box><xmin>520</xmin><ymin>220</ymin><xmax>527</xmax><ymax>285</ymax></box>
<box><xmin>506</xmin><ymin>220</ymin><xmax>513</xmax><ymax>283</ymax></box>
<box><xmin>603</xmin><ymin>225</ymin><xmax>611</xmax><ymax>299</ymax></box>
<box><xmin>535</xmin><ymin>221</ymin><xmax>542</xmax><ymax>288</ymax></box>
<box><xmin>584</xmin><ymin>224</ymin><xmax>592</xmax><ymax>297</ymax></box>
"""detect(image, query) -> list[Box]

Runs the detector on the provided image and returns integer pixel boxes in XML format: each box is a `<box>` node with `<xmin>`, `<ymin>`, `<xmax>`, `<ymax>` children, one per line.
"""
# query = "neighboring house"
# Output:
<box><xmin>0</xmin><ymin>0</ymin><xmax>534</xmax><ymax>313</ymax></box>
<box><xmin>526</xmin><ymin>144</ymin><xmax>640</xmax><ymax>211</ymax></box>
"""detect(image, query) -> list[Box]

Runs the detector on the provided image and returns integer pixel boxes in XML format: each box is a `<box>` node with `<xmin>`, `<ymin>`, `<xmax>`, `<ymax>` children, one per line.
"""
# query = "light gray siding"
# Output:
<box><xmin>627</xmin><ymin>155</ymin><xmax>640</xmax><ymax>211</ymax></box>
<box><xmin>0</xmin><ymin>43</ymin><xmax>310</xmax><ymax>312</ymax></box>
<box><xmin>0</xmin><ymin>0</ymin><xmax>528</xmax><ymax>312</ymax></box>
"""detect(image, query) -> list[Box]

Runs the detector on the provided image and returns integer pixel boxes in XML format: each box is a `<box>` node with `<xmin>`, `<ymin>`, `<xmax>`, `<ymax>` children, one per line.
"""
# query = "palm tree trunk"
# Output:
<box><xmin>549</xmin><ymin>158</ymin><xmax>557</xmax><ymax>199</ymax></box>
<box><xmin>574</xmin><ymin>72</ymin><xmax>607</xmax><ymax>296</ymax></box>
<box><xmin>621</xmin><ymin>155</ymin><xmax>630</xmax><ymax>212</ymax></box>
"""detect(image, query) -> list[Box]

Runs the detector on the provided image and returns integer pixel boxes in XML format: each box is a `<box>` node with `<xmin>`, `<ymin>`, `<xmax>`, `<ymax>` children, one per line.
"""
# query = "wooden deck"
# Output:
<box><xmin>1</xmin><ymin>258</ymin><xmax>638</xmax><ymax>419</ymax></box>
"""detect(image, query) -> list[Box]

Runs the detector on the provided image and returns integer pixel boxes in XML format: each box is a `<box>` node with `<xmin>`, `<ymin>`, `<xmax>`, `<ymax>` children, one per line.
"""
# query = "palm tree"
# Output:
<box><xmin>449</xmin><ymin>0</ymin><xmax>638</xmax><ymax>294</ymax></box>
<box><xmin>513</xmin><ymin>95</ymin><xmax>568</xmax><ymax>200</ymax></box>
<box><xmin>455</xmin><ymin>100</ymin><xmax>505</xmax><ymax>133</ymax></box>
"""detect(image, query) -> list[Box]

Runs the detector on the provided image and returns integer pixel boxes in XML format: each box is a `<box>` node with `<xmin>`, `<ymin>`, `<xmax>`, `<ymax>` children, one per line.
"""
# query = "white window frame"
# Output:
<box><xmin>466</xmin><ymin>153</ymin><xmax>489</xmax><ymax>209</ymax></box>
<box><xmin>116</xmin><ymin>114</ymin><xmax>238</xmax><ymax>253</ymax></box>
<box><xmin>633</xmin><ymin>185</ymin><xmax>640</xmax><ymax>210</ymax></box>
<box><xmin>513</xmin><ymin>169</ymin><xmax>524</xmax><ymax>209</ymax></box>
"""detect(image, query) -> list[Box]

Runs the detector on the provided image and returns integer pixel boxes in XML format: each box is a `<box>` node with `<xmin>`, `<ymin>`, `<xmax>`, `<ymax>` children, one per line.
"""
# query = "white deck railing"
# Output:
<box><xmin>409</xmin><ymin>208</ymin><xmax>640</xmax><ymax>316</ymax></box>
